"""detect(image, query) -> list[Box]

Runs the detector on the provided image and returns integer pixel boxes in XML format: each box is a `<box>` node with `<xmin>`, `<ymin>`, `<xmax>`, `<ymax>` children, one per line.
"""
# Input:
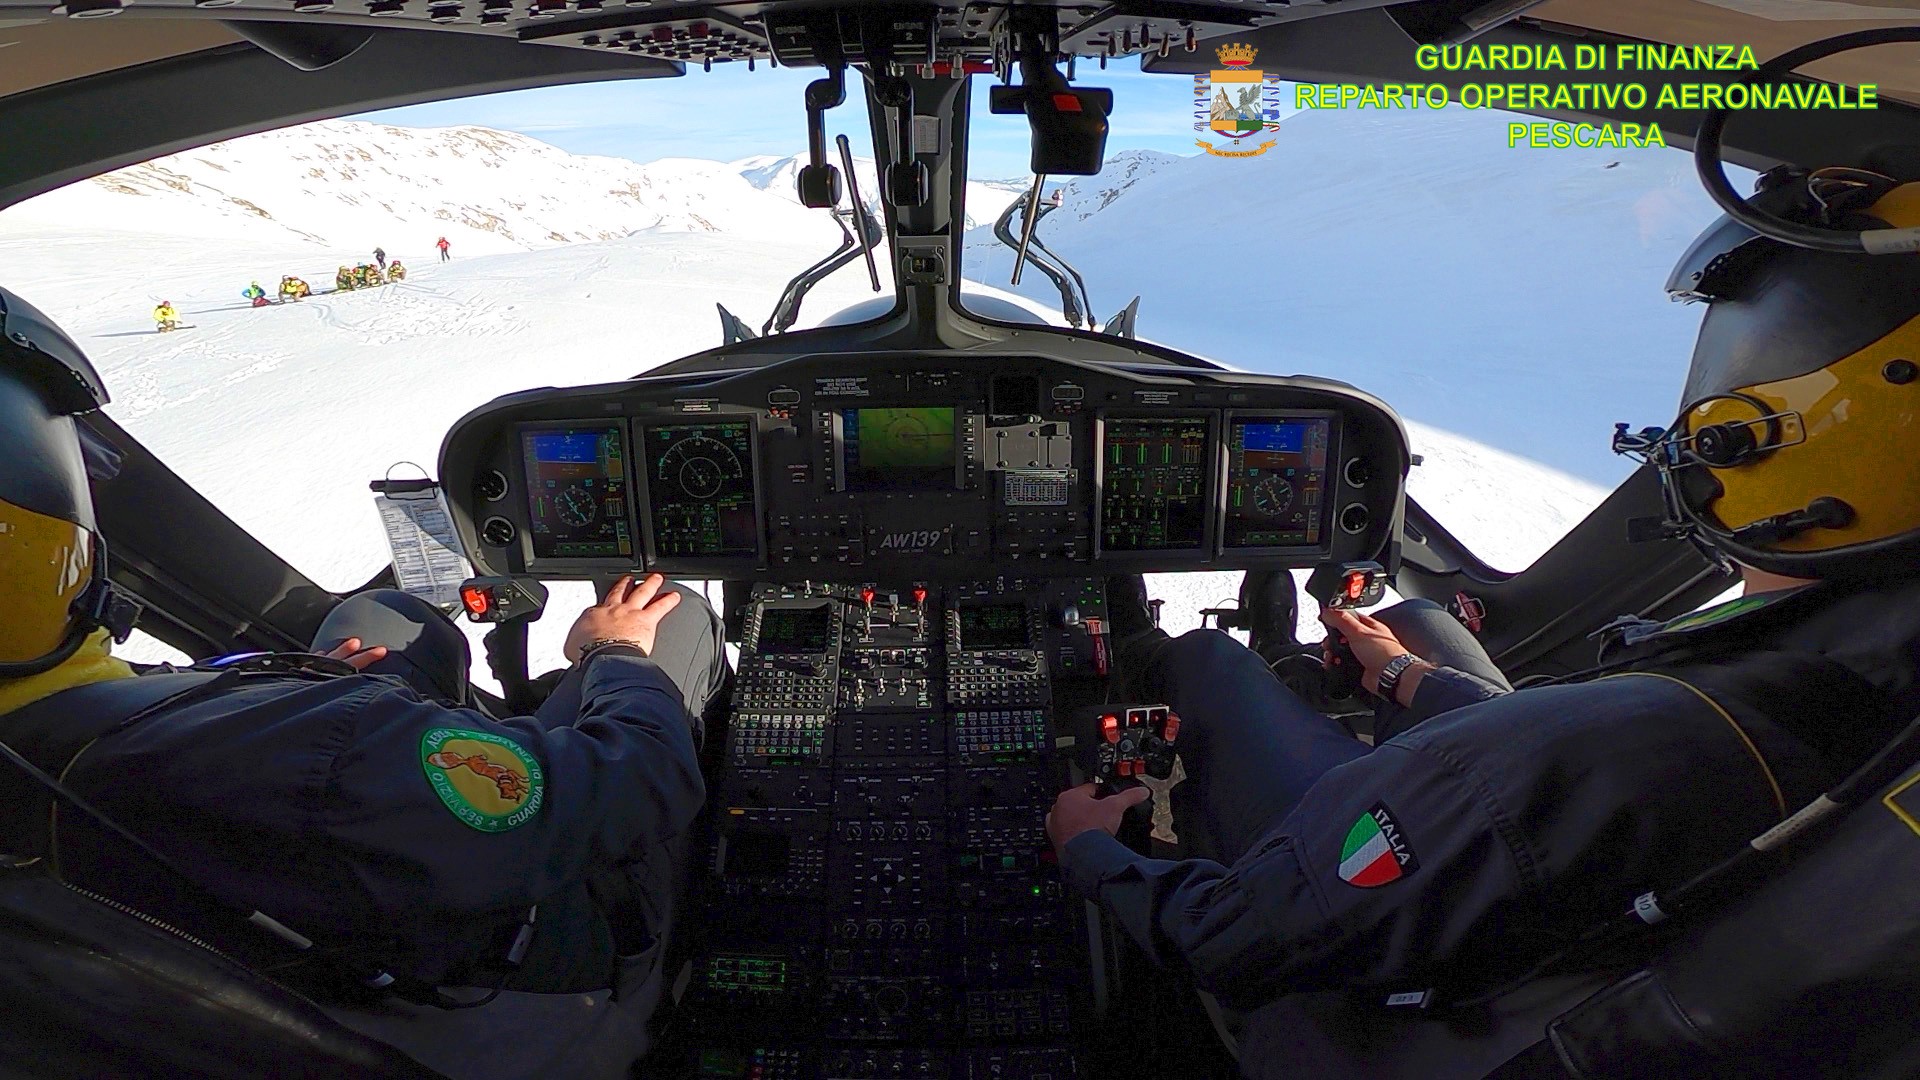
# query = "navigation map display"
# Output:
<box><xmin>520</xmin><ymin>426</ymin><xmax>632</xmax><ymax>559</ymax></box>
<box><xmin>645</xmin><ymin>420</ymin><xmax>758</xmax><ymax>558</ymax></box>
<box><xmin>840</xmin><ymin>407</ymin><xmax>958</xmax><ymax>492</ymax></box>
<box><xmin>1223</xmin><ymin>417</ymin><xmax>1333</xmax><ymax>549</ymax></box>
<box><xmin>1099</xmin><ymin>418</ymin><xmax>1210</xmax><ymax>552</ymax></box>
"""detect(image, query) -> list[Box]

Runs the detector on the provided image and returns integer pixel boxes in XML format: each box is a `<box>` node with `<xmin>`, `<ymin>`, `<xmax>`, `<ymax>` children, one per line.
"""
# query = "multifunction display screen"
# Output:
<box><xmin>645</xmin><ymin>420</ymin><xmax>758</xmax><ymax>558</ymax></box>
<box><xmin>1223</xmin><ymin>417</ymin><xmax>1334</xmax><ymax>549</ymax></box>
<box><xmin>1100</xmin><ymin>418</ymin><xmax>1210</xmax><ymax>552</ymax></box>
<box><xmin>840</xmin><ymin>406</ymin><xmax>957</xmax><ymax>492</ymax></box>
<box><xmin>958</xmin><ymin>603</ymin><xmax>1030</xmax><ymax>651</ymax></box>
<box><xmin>758</xmin><ymin>605</ymin><xmax>834</xmax><ymax>654</ymax></box>
<box><xmin>520</xmin><ymin>426</ymin><xmax>632</xmax><ymax>559</ymax></box>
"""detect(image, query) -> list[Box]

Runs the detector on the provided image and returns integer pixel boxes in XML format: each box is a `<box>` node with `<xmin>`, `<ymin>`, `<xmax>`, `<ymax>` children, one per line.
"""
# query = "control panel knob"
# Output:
<box><xmin>1059</xmin><ymin>603</ymin><xmax>1083</xmax><ymax>629</ymax></box>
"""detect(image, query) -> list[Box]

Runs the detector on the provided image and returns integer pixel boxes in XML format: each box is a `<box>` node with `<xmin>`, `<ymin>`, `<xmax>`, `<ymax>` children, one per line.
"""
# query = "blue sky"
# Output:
<box><xmin>356</xmin><ymin>58</ymin><xmax>1295</xmax><ymax>179</ymax></box>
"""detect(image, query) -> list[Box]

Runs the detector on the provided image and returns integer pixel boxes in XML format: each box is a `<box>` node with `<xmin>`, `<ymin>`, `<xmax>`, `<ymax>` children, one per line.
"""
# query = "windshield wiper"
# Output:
<box><xmin>993</xmin><ymin>191</ymin><xmax>1090</xmax><ymax>329</ymax></box>
<box><xmin>762</xmin><ymin>133</ymin><xmax>884</xmax><ymax>336</ymax></box>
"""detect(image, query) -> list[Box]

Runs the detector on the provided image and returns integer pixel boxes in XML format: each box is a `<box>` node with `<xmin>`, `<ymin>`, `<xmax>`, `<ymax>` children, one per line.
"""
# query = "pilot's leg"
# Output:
<box><xmin>1139</xmin><ymin>629</ymin><xmax>1371</xmax><ymax>862</ymax></box>
<box><xmin>1370</xmin><ymin>597</ymin><xmax>1511</xmax><ymax>691</ymax></box>
<box><xmin>312</xmin><ymin>589</ymin><xmax>471</xmax><ymax>706</ymax></box>
<box><xmin>529</xmin><ymin>580</ymin><xmax>728</xmax><ymax>741</ymax></box>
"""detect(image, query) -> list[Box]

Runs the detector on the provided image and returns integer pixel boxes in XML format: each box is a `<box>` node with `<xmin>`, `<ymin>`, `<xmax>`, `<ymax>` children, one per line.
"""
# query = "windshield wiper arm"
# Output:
<box><xmin>764</xmin><ymin>133</ymin><xmax>883</xmax><ymax>336</ymax></box>
<box><xmin>993</xmin><ymin>192</ymin><xmax>1090</xmax><ymax>329</ymax></box>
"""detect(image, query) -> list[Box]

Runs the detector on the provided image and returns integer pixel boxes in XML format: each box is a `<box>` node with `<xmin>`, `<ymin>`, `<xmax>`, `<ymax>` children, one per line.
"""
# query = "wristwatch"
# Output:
<box><xmin>577</xmin><ymin>637</ymin><xmax>647</xmax><ymax>662</ymax></box>
<box><xmin>1375</xmin><ymin>652</ymin><xmax>1422</xmax><ymax>700</ymax></box>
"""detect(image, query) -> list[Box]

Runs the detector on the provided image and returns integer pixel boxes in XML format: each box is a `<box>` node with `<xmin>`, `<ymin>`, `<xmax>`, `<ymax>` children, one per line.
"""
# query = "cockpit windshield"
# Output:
<box><xmin>962</xmin><ymin>61</ymin><xmax>1756</xmax><ymax>570</ymax></box>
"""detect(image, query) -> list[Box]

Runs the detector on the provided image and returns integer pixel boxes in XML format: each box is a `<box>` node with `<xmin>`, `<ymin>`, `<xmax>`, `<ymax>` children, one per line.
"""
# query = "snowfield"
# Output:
<box><xmin>0</xmin><ymin>113</ymin><xmax>1630</xmax><ymax>682</ymax></box>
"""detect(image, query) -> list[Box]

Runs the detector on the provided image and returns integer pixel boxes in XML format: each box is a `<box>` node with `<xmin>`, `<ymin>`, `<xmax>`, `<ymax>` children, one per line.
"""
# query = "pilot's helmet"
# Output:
<box><xmin>1646</xmin><ymin>172</ymin><xmax>1920</xmax><ymax>580</ymax></box>
<box><xmin>0</xmin><ymin>287</ymin><xmax>119</xmax><ymax>678</ymax></box>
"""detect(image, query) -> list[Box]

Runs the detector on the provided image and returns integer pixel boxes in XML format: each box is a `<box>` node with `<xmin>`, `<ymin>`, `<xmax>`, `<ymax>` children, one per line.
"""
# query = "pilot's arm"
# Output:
<box><xmin>317</xmin><ymin>575</ymin><xmax>705</xmax><ymax>916</ymax></box>
<box><xmin>1053</xmin><ymin>676</ymin><xmax>1817</xmax><ymax>1011</ymax></box>
<box><xmin>321</xmin><ymin>638</ymin><xmax>706</xmax><ymax>915</ymax></box>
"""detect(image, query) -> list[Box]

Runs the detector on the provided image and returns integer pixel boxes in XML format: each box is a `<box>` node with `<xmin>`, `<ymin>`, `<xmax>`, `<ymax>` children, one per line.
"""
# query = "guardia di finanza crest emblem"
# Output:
<box><xmin>1194</xmin><ymin>43</ymin><xmax>1283</xmax><ymax>158</ymax></box>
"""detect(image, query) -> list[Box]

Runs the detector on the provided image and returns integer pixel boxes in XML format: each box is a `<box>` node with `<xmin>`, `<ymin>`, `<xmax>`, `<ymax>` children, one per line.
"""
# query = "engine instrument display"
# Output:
<box><xmin>519</xmin><ymin>426</ymin><xmax>632</xmax><ymax>559</ymax></box>
<box><xmin>1099</xmin><ymin>418</ymin><xmax>1210</xmax><ymax>552</ymax></box>
<box><xmin>1223</xmin><ymin>417</ymin><xmax>1334</xmax><ymax>549</ymax></box>
<box><xmin>758</xmin><ymin>605</ymin><xmax>835</xmax><ymax>654</ymax></box>
<box><xmin>645</xmin><ymin>420</ymin><xmax>758</xmax><ymax>558</ymax></box>
<box><xmin>840</xmin><ymin>406</ymin><xmax>958</xmax><ymax>492</ymax></box>
<box><xmin>958</xmin><ymin>603</ymin><xmax>1030</xmax><ymax>651</ymax></box>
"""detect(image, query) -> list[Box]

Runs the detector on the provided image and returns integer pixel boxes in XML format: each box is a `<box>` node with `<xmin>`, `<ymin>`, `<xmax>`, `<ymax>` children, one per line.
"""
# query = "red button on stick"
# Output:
<box><xmin>461</xmin><ymin>587</ymin><xmax>491</xmax><ymax>616</ymax></box>
<box><xmin>1052</xmin><ymin>93</ymin><xmax>1083</xmax><ymax>112</ymax></box>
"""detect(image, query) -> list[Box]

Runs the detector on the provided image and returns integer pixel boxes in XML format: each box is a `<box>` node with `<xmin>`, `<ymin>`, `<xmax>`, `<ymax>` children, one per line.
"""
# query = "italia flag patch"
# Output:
<box><xmin>1339</xmin><ymin>803</ymin><xmax>1420</xmax><ymax>887</ymax></box>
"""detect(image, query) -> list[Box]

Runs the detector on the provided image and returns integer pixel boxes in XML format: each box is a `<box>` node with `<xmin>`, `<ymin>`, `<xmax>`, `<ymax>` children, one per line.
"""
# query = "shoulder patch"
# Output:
<box><xmin>1338</xmin><ymin>802</ymin><xmax>1420</xmax><ymax>887</ymax></box>
<box><xmin>420</xmin><ymin>728</ymin><xmax>544</xmax><ymax>832</ymax></box>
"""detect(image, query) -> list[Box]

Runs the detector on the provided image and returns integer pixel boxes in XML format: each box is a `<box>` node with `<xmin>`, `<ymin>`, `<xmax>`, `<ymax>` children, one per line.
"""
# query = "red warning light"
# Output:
<box><xmin>860</xmin><ymin>587</ymin><xmax>876</xmax><ymax>607</ymax></box>
<box><xmin>911</xmin><ymin>586</ymin><xmax>928</xmax><ymax>606</ymax></box>
<box><xmin>1101</xmin><ymin>714</ymin><xmax>1120</xmax><ymax>742</ymax></box>
<box><xmin>1346</xmin><ymin>573</ymin><xmax>1366</xmax><ymax>599</ymax></box>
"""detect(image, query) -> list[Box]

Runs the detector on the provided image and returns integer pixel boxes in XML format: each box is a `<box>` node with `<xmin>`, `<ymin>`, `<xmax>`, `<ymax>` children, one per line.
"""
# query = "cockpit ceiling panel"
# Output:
<box><xmin>0</xmin><ymin>18</ymin><xmax>241</xmax><ymax>98</ymax></box>
<box><xmin>1537</xmin><ymin>0</ymin><xmax>1920</xmax><ymax>107</ymax></box>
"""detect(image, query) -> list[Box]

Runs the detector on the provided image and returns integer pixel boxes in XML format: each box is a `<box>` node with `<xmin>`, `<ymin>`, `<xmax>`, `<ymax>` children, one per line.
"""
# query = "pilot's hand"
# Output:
<box><xmin>1047</xmin><ymin>783</ymin><xmax>1151</xmax><ymax>856</ymax></box>
<box><xmin>323</xmin><ymin>637</ymin><xmax>389</xmax><ymax>672</ymax></box>
<box><xmin>564</xmin><ymin>573</ymin><xmax>681</xmax><ymax>662</ymax></box>
<box><xmin>1319</xmin><ymin>608</ymin><xmax>1413</xmax><ymax>696</ymax></box>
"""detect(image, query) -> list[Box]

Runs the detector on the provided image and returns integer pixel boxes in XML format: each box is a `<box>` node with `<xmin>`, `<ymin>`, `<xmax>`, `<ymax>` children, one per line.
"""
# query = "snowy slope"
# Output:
<box><xmin>965</xmin><ymin>106</ymin><xmax>1743</xmax><ymax>489</ymax></box>
<box><xmin>5</xmin><ymin>121</ymin><xmax>845</xmax><ymax>257</ymax></box>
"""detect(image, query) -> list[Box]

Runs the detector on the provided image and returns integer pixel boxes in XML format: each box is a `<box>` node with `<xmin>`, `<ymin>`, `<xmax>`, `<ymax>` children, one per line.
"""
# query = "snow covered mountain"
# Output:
<box><xmin>4</xmin><ymin>120</ymin><xmax>846</xmax><ymax>256</ymax></box>
<box><xmin>733</xmin><ymin>151</ymin><xmax>1029</xmax><ymax>227</ymax></box>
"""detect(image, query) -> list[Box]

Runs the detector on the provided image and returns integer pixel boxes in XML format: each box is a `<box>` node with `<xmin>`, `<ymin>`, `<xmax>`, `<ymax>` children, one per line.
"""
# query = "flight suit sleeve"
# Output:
<box><xmin>1059</xmin><ymin>678</ymin><xmax>1814</xmax><ymax>1011</ymax></box>
<box><xmin>320</xmin><ymin>646</ymin><xmax>705</xmax><ymax>917</ymax></box>
<box><xmin>1404</xmin><ymin>665</ymin><xmax>1508</xmax><ymax>723</ymax></box>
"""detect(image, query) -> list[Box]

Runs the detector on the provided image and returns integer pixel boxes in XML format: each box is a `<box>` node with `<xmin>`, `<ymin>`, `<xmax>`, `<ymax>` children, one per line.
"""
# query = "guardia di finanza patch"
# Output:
<box><xmin>420</xmin><ymin>727</ymin><xmax>545</xmax><ymax>832</ymax></box>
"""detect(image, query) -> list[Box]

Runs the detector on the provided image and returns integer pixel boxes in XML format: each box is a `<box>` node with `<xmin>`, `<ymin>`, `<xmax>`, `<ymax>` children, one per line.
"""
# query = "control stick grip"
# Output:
<box><xmin>1323</xmin><ymin>634</ymin><xmax>1362</xmax><ymax>700</ymax></box>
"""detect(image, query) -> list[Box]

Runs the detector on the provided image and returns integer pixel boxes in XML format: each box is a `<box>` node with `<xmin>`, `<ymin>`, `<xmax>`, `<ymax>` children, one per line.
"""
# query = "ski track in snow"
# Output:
<box><xmin>0</xmin><ymin>114</ymin><xmax>1621</xmax><ymax>686</ymax></box>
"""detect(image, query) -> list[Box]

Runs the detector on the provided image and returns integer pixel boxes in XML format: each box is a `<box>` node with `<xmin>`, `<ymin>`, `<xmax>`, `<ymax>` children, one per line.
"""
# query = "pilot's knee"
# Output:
<box><xmin>1164</xmin><ymin>628</ymin><xmax>1253</xmax><ymax>667</ymax></box>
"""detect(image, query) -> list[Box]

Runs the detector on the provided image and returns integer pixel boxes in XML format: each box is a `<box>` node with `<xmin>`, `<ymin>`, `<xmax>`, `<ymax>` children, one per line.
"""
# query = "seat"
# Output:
<box><xmin>0</xmin><ymin>871</ymin><xmax>447</xmax><ymax>1080</ymax></box>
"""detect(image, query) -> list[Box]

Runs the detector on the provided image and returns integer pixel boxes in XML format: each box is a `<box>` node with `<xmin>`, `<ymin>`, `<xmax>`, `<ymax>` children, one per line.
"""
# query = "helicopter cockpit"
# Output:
<box><xmin>428</xmin><ymin>17</ymin><xmax>1415</xmax><ymax>1069</ymax></box>
<box><xmin>8</xmin><ymin>1</ymin><xmax>1920</xmax><ymax>1079</ymax></box>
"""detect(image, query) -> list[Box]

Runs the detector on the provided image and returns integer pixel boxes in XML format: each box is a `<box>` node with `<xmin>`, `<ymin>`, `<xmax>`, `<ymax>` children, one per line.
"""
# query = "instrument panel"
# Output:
<box><xmin>443</xmin><ymin>353</ymin><xmax>1409</xmax><ymax>581</ymax></box>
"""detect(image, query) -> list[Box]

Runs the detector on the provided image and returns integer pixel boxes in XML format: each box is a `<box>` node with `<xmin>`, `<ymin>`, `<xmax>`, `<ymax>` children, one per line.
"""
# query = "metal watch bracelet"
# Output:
<box><xmin>577</xmin><ymin>637</ymin><xmax>648</xmax><ymax>662</ymax></box>
<box><xmin>1375</xmin><ymin>652</ymin><xmax>1421</xmax><ymax>700</ymax></box>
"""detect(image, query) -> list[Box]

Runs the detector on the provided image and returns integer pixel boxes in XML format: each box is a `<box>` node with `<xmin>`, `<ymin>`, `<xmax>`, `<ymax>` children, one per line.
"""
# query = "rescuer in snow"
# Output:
<box><xmin>152</xmin><ymin>300</ymin><xmax>177</xmax><ymax>332</ymax></box>
<box><xmin>1050</xmin><ymin>176</ymin><xmax>1920</xmax><ymax>1075</ymax></box>
<box><xmin>0</xmin><ymin>286</ymin><xmax>727</xmax><ymax>1079</ymax></box>
<box><xmin>242</xmin><ymin>281</ymin><xmax>268</xmax><ymax>307</ymax></box>
<box><xmin>388</xmin><ymin>259</ymin><xmax>406</xmax><ymax>282</ymax></box>
<box><xmin>437</xmin><ymin>235</ymin><xmax>451</xmax><ymax>261</ymax></box>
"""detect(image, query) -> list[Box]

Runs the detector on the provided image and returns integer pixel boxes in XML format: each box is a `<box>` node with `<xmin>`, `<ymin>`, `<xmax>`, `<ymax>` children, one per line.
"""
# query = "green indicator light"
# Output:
<box><xmin>1032</xmin><ymin>886</ymin><xmax>1042</xmax><ymax>895</ymax></box>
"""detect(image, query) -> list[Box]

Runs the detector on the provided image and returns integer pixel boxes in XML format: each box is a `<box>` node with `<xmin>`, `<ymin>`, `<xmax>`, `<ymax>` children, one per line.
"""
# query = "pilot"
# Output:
<box><xmin>0</xmin><ymin>286</ymin><xmax>725</xmax><ymax>1079</ymax></box>
<box><xmin>1048</xmin><ymin>177</ymin><xmax>1920</xmax><ymax>1075</ymax></box>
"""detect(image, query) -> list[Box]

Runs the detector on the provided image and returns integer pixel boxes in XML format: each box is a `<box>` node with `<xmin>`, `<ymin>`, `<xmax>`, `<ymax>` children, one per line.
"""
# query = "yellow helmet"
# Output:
<box><xmin>1622</xmin><ymin>171</ymin><xmax>1920</xmax><ymax>579</ymax></box>
<box><xmin>0</xmin><ymin>288</ymin><xmax>136</xmax><ymax>677</ymax></box>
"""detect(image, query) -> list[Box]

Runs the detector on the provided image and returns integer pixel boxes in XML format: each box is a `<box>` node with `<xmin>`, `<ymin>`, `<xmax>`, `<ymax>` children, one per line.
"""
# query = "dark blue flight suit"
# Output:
<box><xmin>1062</xmin><ymin>585</ymin><xmax>1920</xmax><ymax>1078</ymax></box>
<box><xmin>0</xmin><ymin>583</ymin><xmax>726</xmax><ymax>1079</ymax></box>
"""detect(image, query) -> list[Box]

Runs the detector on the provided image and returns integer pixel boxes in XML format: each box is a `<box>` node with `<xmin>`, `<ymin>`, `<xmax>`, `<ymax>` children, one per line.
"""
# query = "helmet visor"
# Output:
<box><xmin>0</xmin><ymin>495</ymin><xmax>92</xmax><ymax>666</ymax></box>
